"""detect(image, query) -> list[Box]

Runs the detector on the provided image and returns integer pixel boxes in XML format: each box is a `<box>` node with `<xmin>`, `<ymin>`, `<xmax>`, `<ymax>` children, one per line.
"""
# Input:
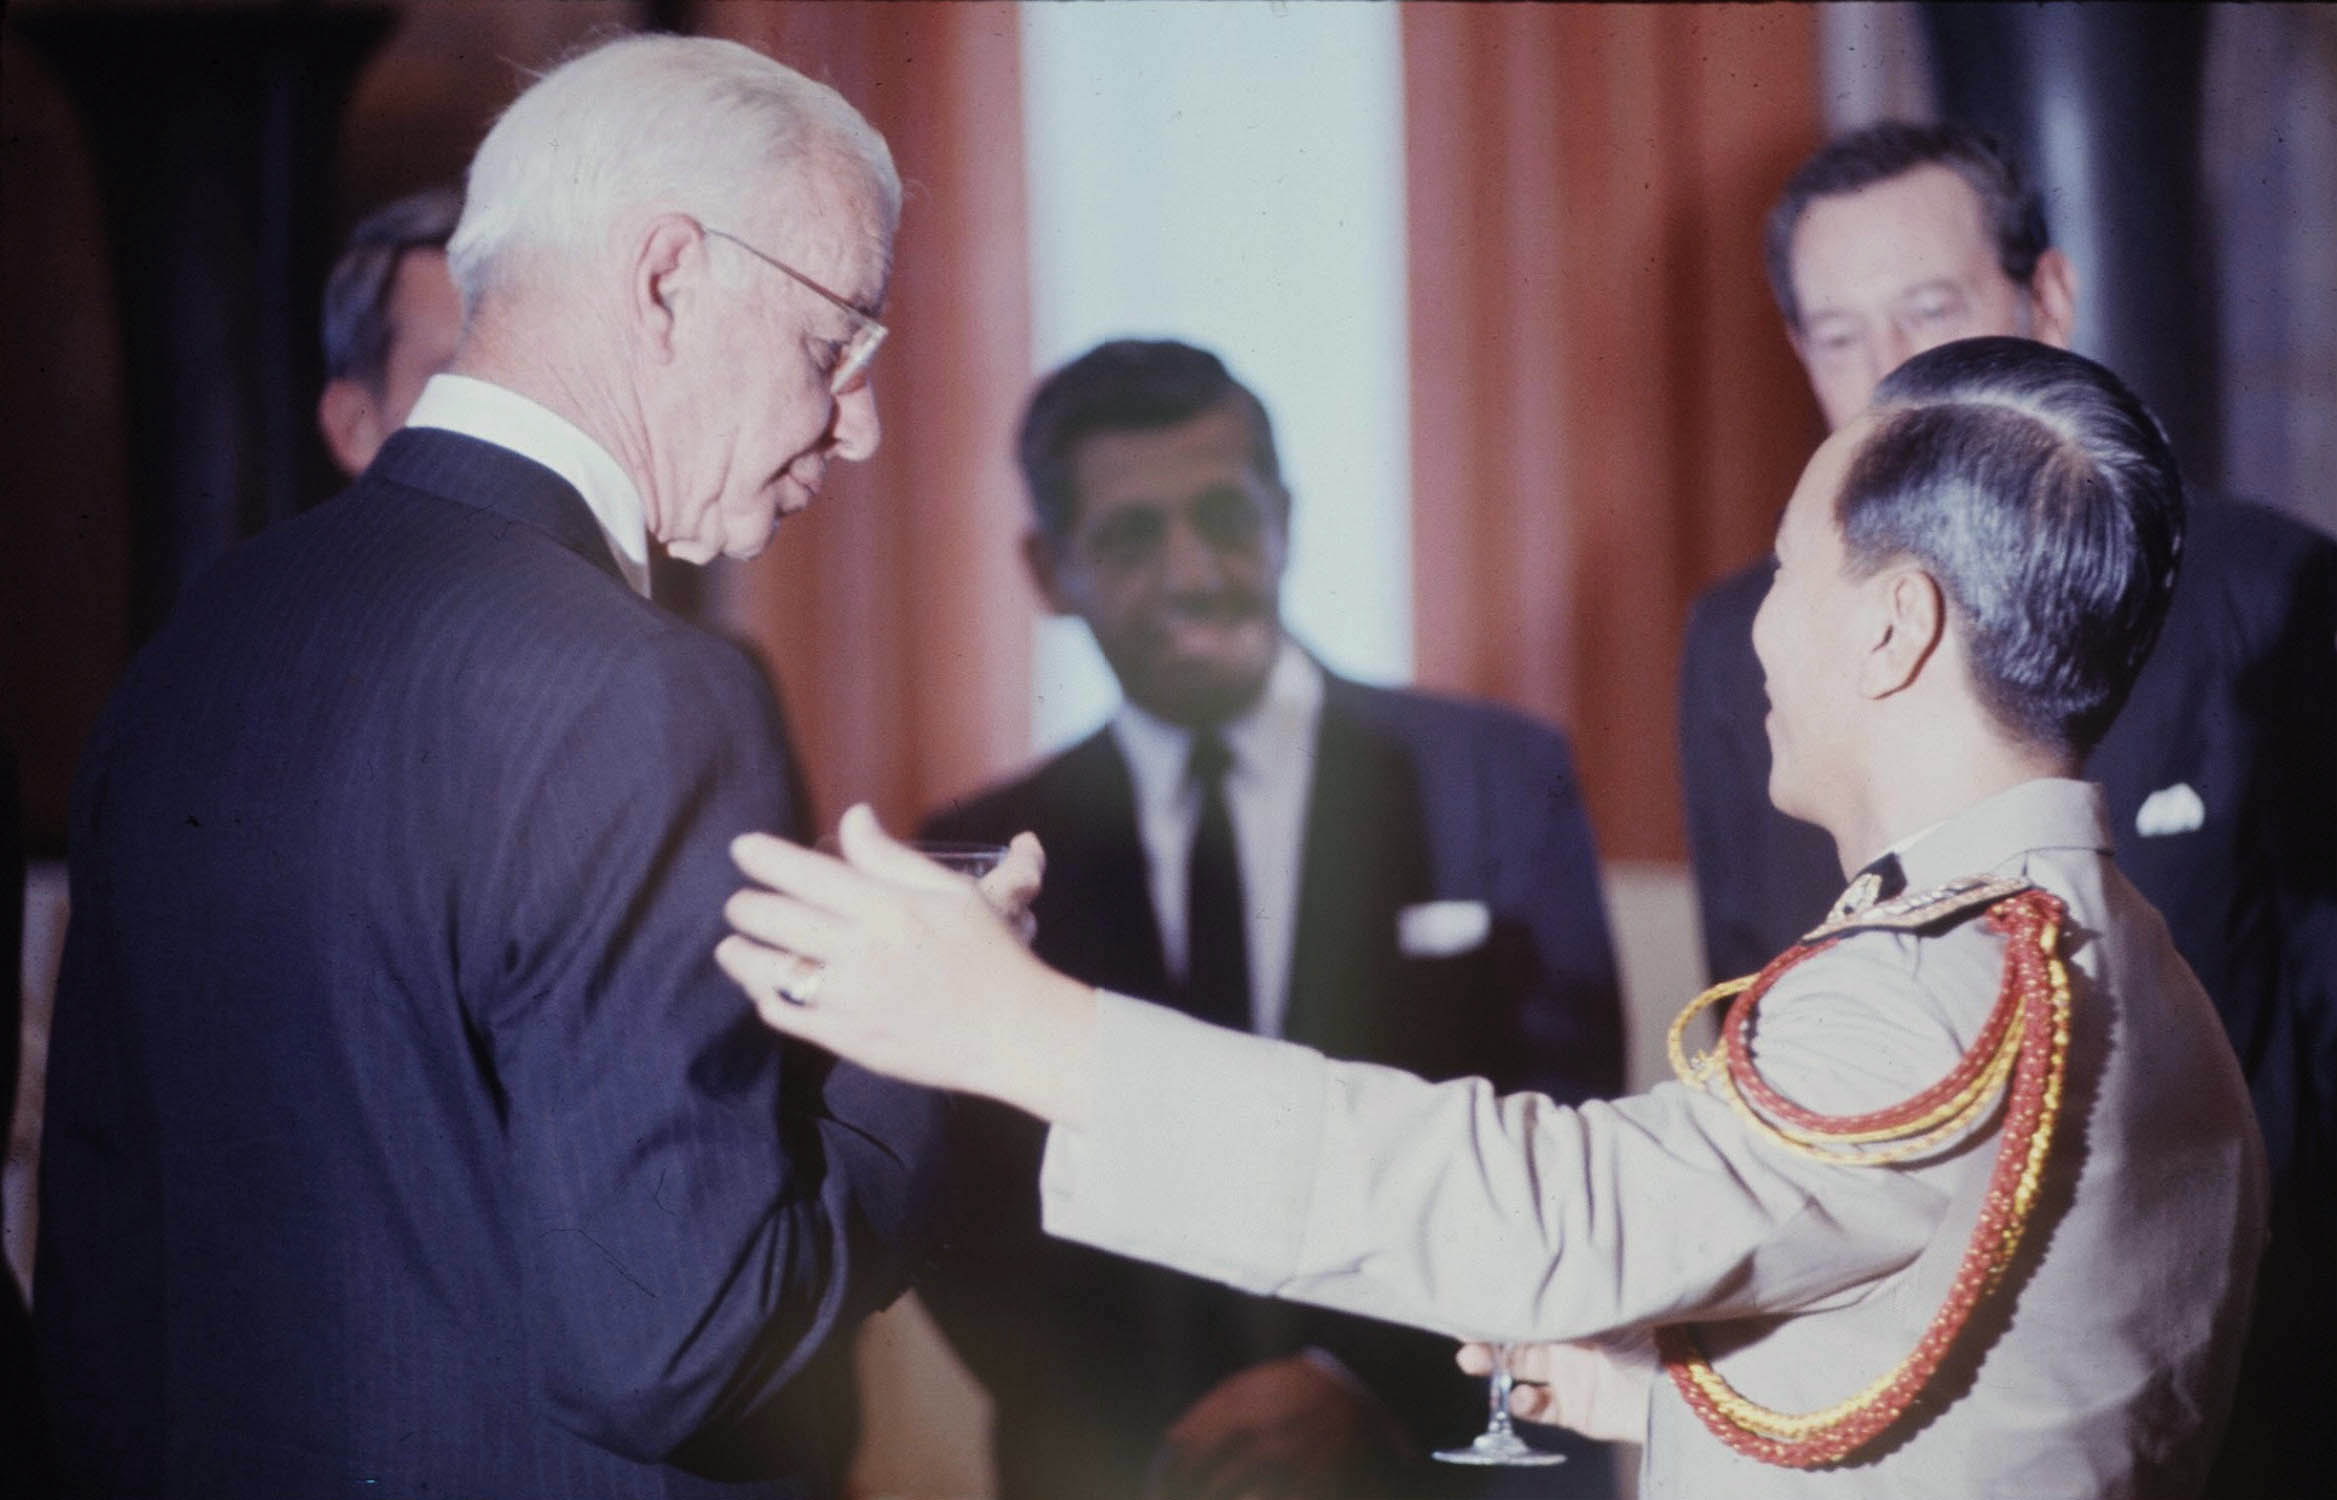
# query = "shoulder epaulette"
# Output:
<box><xmin>1800</xmin><ymin>873</ymin><xmax>2033</xmax><ymax>945</ymax></box>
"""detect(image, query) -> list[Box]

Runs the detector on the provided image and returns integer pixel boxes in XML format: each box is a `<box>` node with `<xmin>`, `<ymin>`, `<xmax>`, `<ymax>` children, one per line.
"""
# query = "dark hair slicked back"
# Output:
<box><xmin>1765</xmin><ymin>121</ymin><xmax>2049</xmax><ymax>333</ymax></box>
<box><xmin>1837</xmin><ymin>337</ymin><xmax>2184</xmax><ymax>755</ymax></box>
<box><xmin>1018</xmin><ymin>339</ymin><xmax>1284</xmax><ymax>540</ymax></box>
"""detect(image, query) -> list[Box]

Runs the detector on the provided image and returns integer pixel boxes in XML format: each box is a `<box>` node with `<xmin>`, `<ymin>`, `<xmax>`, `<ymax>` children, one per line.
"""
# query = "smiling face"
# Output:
<box><xmin>1030</xmin><ymin>400</ymin><xmax>1290</xmax><ymax>728</ymax></box>
<box><xmin>1751</xmin><ymin>416</ymin><xmax>1877</xmax><ymax>829</ymax></box>
<box><xmin>1789</xmin><ymin>164</ymin><xmax>2069</xmax><ymax>430</ymax></box>
<box><xmin>656</xmin><ymin>158</ymin><xmax>889</xmax><ymax>562</ymax></box>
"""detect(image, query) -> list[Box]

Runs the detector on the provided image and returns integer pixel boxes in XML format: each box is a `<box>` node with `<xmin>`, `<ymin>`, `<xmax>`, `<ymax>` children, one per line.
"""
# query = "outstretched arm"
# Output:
<box><xmin>723</xmin><ymin>807</ymin><xmax>1956</xmax><ymax>1352</ymax></box>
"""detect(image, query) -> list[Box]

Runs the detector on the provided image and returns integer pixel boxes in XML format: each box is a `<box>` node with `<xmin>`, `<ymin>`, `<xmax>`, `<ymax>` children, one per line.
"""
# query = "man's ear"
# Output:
<box><xmin>629</xmin><ymin>213</ymin><xmax>705</xmax><ymax>364</ymax></box>
<box><xmin>1021</xmin><ymin>529</ymin><xmax>1078</xmax><ymax>615</ymax></box>
<box><xmin>2028</xmin><ymin>249</ymin><xmax>2079</xmax><ymax>351</ymax></box>
<box><xmin>1859</xmin><ymin>566</ymin><xmax>1945</xmax><ymax>700</ymax></box>
<box><xmin>317</xmin><ymin>378</ymin><xmax>383</xmax><ymax>478</ymax></box>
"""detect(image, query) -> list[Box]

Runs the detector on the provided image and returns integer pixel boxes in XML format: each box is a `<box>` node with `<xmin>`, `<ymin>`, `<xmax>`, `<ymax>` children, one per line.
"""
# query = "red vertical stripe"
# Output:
<box><xmin>1402</xmin><ymin>3</ymin><xmax>1824</xmax><ymax>861</ymax></box>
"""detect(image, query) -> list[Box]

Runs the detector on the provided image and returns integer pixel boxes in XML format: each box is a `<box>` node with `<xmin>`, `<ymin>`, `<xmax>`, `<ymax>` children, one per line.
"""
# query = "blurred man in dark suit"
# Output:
<box><xmin>924</xmin><ymin>339</ymin><xmax>1625</xmax><ymax>1499</ymax></box>
<box><xmin>1676</xmin><ymin>119</ymin><xmax>2337</xmax><ymax>1497</ymax></box>
<box><xmin>315</xmin><ymin>185</ymin><xmax>465</xmax><ymax>478</ymax></box>
<box><xmin>38</xmin><ymin>35</ymin><xmax>948</xmax><ymax>1498</ymax></box>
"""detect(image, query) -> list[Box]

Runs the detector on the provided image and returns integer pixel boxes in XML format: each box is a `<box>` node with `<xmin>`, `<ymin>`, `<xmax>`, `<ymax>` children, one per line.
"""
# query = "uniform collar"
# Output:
<box><xmin>1892</xmin><ymin>778</ymin><xmax>2112</xmax><ymax>894</ymax></box>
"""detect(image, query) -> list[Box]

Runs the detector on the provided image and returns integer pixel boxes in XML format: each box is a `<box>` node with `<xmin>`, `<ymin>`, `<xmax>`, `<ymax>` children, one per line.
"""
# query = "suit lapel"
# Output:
<box><xmin>1283</xmin><ymin>678</ymin><xmax>1435</xmax><ymax>1063</ymax></box>
<box><xmin>1030</xmin><ymin>730</ymin><xmax>1174</xmax><ymax>1005</ymax></box>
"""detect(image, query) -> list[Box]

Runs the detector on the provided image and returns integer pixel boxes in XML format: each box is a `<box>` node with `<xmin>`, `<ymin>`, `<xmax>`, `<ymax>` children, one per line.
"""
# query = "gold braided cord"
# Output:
<box><xmin>1701</xmin><ymin>1016</ymin><xmax>2026</xmax><ymax>1166</ymax></box>
<box><xmin>1674</xmin><ymin>1343</ymin><xmax>1906</xmax><ymax>1441</ymax></box>
<box><xmin>1987</xmin><ymin>905</ymin><xmax>2070</xmax><ymax>1273</ymax></box>
<box><xmin>1669</xmin><ymin>955</ymin><xmax>2026</xmax><ymax>1164</ymax></box>
<box><xmin>1655</xmin><ymin>892</ymin><xmax>2074</xmax><ymax>1465</ymax></box>
<box><xmin>1665</xmin><ymin>973</ymin><xmax>1754</xmax><ymax>1086</ymax></box>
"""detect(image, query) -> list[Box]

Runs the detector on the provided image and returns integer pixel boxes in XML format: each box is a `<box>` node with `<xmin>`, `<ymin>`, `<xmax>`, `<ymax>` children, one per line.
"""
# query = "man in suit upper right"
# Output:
<box><xmin>923</xmin><ymin>338</ymin><xmax>1624</xmax><ymax>1499</ymax></box>
<box><xmin>1676</xmin><ymin>119</ymin><xmax>2337</xmax><ymax>1496</ymax></box>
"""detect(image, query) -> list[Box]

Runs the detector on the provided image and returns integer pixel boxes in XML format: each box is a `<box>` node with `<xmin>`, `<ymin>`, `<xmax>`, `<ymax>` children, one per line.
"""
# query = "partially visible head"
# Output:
<box><xmin>448</xmin><ymin>34</ymin><xmax>900</xmax><ymax>561</ymax></box>
<box><xmin>1768</xmin><ymin>121</ymin><xmax>2077</xmax><ymax>429</ymax></box>
<box><xmin>1018</xmin><ymin>340</ymin><xmax>1290</xmax><ymax>728</ymax></box>
<box><xmin>316</xmin><ymin>186</ymin><xmax>465</xmax><ymax>476</ymax></box>
<box><xmin>1753</xmin><ymin>337</ymin><xmax>2184</xmax><ymax>824</ymax></box>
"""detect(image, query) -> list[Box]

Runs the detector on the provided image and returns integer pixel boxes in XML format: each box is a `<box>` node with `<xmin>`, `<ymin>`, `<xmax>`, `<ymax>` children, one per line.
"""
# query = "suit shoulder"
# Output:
<box><xmin>1687</xmin><ymin>558</ymin><xmax>1774</xmax><ymax>640</ymax></box>
<box><xmin>922</xmin><ymin>729</ymin><xmax>1117</xmax><ymax>842</ymax></box>
<box><xmin>1333</xmin><ymin>679</ymin><xmax>1576</xmax><ymax>763</ymax></box>
<box><xmin>2155</xmin><ymin>496</ymin><xmax>2337</xmax><ymax>663</ymax></box>
<box><xmin>2188</xmin><ymin>494</ymin><xmax>2337</xmax><ymax>570</ymax></box>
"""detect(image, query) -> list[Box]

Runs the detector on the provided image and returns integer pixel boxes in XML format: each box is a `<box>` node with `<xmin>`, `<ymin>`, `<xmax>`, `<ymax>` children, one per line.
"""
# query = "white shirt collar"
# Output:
<box><xmin>404</xmin><ymin>373</ymin><xmax>653</xmax><ymax>598</ymax></box>
<box><xmin>1111</xmin><ymin>637</ymin><xmax>1324</xmax><ymax>821</ymax></box>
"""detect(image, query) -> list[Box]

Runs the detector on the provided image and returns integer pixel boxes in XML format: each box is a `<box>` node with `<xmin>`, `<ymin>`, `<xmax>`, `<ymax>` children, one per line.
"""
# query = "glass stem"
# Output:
<box><xmin>1487</xmin><ymin>1347</ymin><xmax>1519</xmax><ymax>1439</ymax></box>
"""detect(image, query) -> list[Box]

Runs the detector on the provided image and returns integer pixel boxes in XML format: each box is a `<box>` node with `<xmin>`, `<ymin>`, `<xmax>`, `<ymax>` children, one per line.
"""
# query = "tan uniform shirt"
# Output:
<box><xmin>1041</xmin><ymin>779</ymin><xmax>2266</xmax><ymax>1497</ymax></box>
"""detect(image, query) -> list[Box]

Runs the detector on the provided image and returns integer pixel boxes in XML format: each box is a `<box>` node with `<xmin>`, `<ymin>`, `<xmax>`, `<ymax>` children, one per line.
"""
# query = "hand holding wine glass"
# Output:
<box><xmin>1435</xmin><ymin>1342</ymin><xmax>1567</xmax><ymax>1467</ymax></box>
<box><xmin>719</xmin><ymin>804</ymin><xmax>1097</xmax><ymax>1123</ymax></box>
<box><xmin>1454</xmin><ymin>1333</ymin><xmax>1655</xmax><ymax>1446</ymax></box>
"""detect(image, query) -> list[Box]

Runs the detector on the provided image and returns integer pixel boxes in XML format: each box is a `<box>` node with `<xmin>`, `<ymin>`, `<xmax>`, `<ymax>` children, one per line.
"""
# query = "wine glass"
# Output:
<box><xmin>1434</xmin><ymin>1343</ymin><xmax>1568</xmax><ymax>1467</ymax></box>
<box><xmin>815</xmin><ymin>834</ymin><xmax>1008</xmax><ymax>881</ymax></box>
<box><xmin>907</xmin><ymin>841</ymin><xmax>1010</xmax><ymax>879</ymax></box>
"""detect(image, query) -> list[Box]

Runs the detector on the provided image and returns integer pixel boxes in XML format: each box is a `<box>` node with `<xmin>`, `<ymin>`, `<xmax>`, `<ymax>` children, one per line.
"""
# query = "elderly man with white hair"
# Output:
<box><xmin>36</xmin><ymin>36</ymin><xmax>945</xmax><ymax>1498</ymax></box>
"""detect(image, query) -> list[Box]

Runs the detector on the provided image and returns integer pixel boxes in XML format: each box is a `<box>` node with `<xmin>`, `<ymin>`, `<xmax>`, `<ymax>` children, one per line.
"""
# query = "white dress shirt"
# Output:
<box><xmin>1040</xmin><ymin>778</ymin><xmax>2265</xmax><ymax>1497</ymax></box>
<box><xmin>404</xmin><ymin>374</ymin><xmax>653</xmax><ymax>599</ymax></box>
<box><xmin>1109</xmin><ymin>638</ymin><xmax>1322</xmax><ymax>1039</ymax></box>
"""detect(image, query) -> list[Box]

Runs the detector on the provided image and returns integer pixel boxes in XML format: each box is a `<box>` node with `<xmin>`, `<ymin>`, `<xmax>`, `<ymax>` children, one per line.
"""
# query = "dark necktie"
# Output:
<box><xmin>1183</xmin><ymin>731</ymin><xmax>1252</xmax><ymax>1031</ymax></box>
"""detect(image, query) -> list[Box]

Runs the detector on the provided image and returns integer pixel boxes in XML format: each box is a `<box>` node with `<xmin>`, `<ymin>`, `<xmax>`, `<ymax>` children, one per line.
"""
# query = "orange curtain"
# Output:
<box><xmin>1403</xmin><ymin>3</ymin><xmax>1825</xmax><ymax>862</ymax></box>
<box><xmin>691</xmin><ymin>1</ymin><xmax>1034</xmax><ymax>835</ymax></box>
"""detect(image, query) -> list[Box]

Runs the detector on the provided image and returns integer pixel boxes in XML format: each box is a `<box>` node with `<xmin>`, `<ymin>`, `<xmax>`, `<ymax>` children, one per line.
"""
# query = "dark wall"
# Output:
<box><xmin>0</xmin><ymin>0</ymin><xmax>644</xmax><ymax>856</ymax></box>
<box><xmin>0</xmin><ymin>31</ymin><xmax>133</xmax><ymax>859</ymax></box>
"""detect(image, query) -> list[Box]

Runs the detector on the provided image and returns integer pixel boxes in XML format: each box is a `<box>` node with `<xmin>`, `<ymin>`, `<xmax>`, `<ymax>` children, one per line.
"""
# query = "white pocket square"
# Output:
<box><xmin>1398</xmin><ymin>900</ymin><xmax>1491</xmax><ymax>958</ymax></box>
<box><xmin>2135</xmin><ymin>782</ymin><xmax>2205</xmax><ymax>837</ymax></box>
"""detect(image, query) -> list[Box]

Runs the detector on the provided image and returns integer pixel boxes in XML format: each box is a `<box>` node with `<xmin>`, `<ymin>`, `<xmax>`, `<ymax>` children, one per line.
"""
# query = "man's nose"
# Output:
<box><xmin>1875</xmin><ymin>322</ymin><xmax>1916</xmax><ymax>384</ymax></box>
<box><xmin>1159</xmin><ymin>513</ymin><xmax>1228</xmax><ymax>591</ymax></box>
<box><xmin>829</xmin><ymin>383</ymin><xmax>881</xmax><ymax>462</ymax></box>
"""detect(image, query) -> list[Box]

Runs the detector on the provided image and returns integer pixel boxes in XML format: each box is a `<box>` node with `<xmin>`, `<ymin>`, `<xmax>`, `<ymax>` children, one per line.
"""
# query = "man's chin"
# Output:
<box><xmin>1133</xmin><ymin>660</ymin><xmax>1275</xmax><ymax>728</ymax></box>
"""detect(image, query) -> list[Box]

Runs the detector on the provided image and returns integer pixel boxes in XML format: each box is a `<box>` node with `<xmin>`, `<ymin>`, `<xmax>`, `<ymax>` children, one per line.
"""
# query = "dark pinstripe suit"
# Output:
<box><xmin>36</xmin><ymin>429</ymin><xmax>941</xmax><ymax>1497</ymax></box>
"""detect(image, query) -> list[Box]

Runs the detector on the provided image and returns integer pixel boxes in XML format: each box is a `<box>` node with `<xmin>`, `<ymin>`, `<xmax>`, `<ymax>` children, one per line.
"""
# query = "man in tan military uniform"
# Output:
<box><xmin>720</xmin><ymin>338</ymin><xmax>2267</xmax><ymax>1497</ymax></box>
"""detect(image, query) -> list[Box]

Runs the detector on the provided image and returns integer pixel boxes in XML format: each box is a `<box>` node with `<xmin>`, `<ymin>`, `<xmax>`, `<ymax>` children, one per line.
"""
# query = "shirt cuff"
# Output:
<box><xmin>1040</xmin><ymin>990</ymin><xmax>1327</xmax><ymax>1295</ymax></box>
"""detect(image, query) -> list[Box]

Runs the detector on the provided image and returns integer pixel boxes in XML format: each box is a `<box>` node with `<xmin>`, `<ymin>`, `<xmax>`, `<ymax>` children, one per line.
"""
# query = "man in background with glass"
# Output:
<box><xmin>919</xmin><ymin>338</ymin><xmax>1625</xmax><ymax>1499</ymax></box>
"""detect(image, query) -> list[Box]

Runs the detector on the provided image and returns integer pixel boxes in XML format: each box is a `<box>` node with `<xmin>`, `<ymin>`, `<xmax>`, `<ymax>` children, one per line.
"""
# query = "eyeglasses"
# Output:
<box><xmin>701</xmin><ymin>225</ymin><xmax>888</xmax><ymax>394</ymax></box>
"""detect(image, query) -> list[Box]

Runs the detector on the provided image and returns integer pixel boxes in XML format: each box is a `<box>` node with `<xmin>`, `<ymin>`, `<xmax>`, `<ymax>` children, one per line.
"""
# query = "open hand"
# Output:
<box><xmin>1456</xmin><ymin>1333</ymin><xmax>1655</xmax><ymax>1444</ymax></box>
<box><xmin>718</xmin><ymin>804</ymin><xmax>1097</xmax><ymax>1123</ymax></box>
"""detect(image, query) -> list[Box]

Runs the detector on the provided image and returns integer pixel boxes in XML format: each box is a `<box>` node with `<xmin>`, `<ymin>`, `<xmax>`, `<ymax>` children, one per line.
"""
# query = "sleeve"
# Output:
<box><xmin>1485</xmin><ymin>719</ymin><xmax>1625</xmax><ymax>1105</ymax></box>
<box><xmin>477</xmin><ymin>628</ymin><xmax>945</xmax><ymax>1465</ymax></box>
<box><xmin>1042</xmin><ymin>945</ymin><xmax>1966</xmax><ymax>1349</ymax></box>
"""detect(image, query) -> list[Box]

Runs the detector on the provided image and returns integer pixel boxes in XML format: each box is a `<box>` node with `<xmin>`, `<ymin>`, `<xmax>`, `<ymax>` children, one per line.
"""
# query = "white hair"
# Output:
<box><xmin>446</xmin><ymin>34</ymin><xmax>899</xmax><ymax>315</ymax></box>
